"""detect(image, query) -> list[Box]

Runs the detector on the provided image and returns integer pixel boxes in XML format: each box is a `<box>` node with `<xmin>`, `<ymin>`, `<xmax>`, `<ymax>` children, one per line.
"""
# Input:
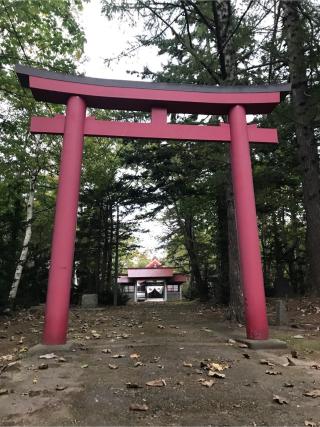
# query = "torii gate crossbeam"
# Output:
<box><xmin>15</xmin><ymin>64</ymin><xmax>290</xmax><ymax>345</ymax></box>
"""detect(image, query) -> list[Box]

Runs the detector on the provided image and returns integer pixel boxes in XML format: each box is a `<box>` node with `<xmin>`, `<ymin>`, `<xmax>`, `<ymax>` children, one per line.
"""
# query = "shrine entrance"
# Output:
<box><xmin>15</xmin><ymin>64</ymin><xmax>290</xmax><ymax>345</ymax></box>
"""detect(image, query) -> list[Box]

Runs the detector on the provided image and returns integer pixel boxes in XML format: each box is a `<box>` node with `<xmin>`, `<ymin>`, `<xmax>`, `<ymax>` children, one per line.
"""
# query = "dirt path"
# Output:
<box><xmin>1</xmin><ymin>301</ymin><xmax>320</xmax><ymax>426</ymax></box>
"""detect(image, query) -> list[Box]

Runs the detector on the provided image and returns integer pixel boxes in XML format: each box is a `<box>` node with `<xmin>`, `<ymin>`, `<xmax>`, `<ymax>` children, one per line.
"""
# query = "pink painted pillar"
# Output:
<box><xmin>229</xmin><ymin>105</ymin><xmax>269</xmax><ymax>340</ymax></box>
<box><xmin>43</xmin><ymin>96</ymin><xmax>86</xmax><ymax>345</ymax></box>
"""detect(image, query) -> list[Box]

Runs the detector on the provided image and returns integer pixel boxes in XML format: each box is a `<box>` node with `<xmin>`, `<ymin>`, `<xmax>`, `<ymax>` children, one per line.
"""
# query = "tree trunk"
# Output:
<box><xmin>174</xmin><ymin>203</ymin><xmax>208</xmax><ymax>300</ymax></box>
<box><xmin>107</xmin><ymin>204</ymin><xmax>114</xmax><ymax>291</ymax></box>
<box><xmin>215</xmin><ymin>190</ymin><xmax>229</xmax><ymax>304</ymax></box>
<box><xmin>8</xmin><ymin>175</ymin><xmax>36</xmax><ymax>306</ymax></box>
<box><xmin>281</xmin><ymin>1</ymin><xmax>320</xmax><ymax>294</ymax></box>
<box><xmin>113</xmin><ymin>205</ymin><xmax>120</xmax><ymax>306</ymax></box>
<box><xmin>226</xmin><ymin>179</ymin><xmax>244</xmax><ymax>322</ymax></box>
<box><xmin>213</xmin><ymin>0</ymin><xmax>244</xmax><ymax>319</ymax></box>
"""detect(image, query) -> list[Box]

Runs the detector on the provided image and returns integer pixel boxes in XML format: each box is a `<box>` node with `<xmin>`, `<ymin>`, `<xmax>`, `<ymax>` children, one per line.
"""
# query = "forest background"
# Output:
<box><xmin>1</xmin><ymin>0</ymin><xmax>320</xmax><ymax>321</ymax></box>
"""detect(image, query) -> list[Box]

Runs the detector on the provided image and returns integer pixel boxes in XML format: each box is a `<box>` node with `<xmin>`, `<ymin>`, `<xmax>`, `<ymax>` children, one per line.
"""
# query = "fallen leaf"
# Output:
<box><xmin>91</xmin><ymin>330</ymin><xmax>101</xmax><ymax>339</ymax></box>
<box><xmin>199</xmin><ymin>379</ymin><xmax>214</xmax><ymax>388</ymax></box>
<box><xmin>259</xmin><ymin>359</ymin><xmax>275</xmax><ymax>366</ymax></box>
<box><xmin>39</xmin><ymin>353</ymin><xmax>57</xmax><ymax>360</ymax></box>
<box><xmin>286</xmin><ymin>357</ymin><xmax>296</xmax><ymax>366</ymax></box>
<box><xmin>207</xmin><ymin>362</ymin><xmax>229</xmax><ymax>371</ymax></box>
<box><xmin>273</xmin><ymin>394</ymin><xmax>288</xmax><ymax>404</ymax></box>
<box><xmin>304</xmin><ymin>421</ymin><xmax>317</xmax><ymax>427</ymax></box>
<box><xmin>112</xmin><ymin>354</ymin><xmax>125</xmax><ymax>358</ymax></box>
<box><xmin>32</xmin><ymin>378</ymin><xmax>38</xmax><ymax>384</ymax></box>
<box><xmin>126</xmin><ymin>382</ymin><xmax>143</xmax><ymax>389</ymax></box>
<box><xmin>303</xmin><ymin>389</ymin><xmax>320</xmax><ymax>398</ymax></box>
<box><xmin>266</xmin><ymin>370</ymin><xmax>282</xmax><ymax>375</ymax></box>
<box><xmin>146</xmin><ymin>379</ymin><xmax>166</xmax><ymax>387</ymax></box>
<box><xmin>238</xmin><ymin>343</ymin><xmax>248</xmax><ymax>348</ymax></box>
<box><xmin>183</xmin><ymin>362</ymin><xmax>193</xmax><ymax>368</ymax></box>
<box><xmin>283</xmin><ymin>383</ymin><xmax>294</xmax><ymax>388</ymax></box>
<box><xmin>55</xmin><ymin>385</ymin><xmax>66</xmax><ymax>391</ymax></box>
<box><xmin>0</xmin><ymin>355</ymin><xmax>14</xmax><ymax>362</ymax></box>
<box><xmin>129</xmin><ymin>403</ymin><xmax>148</xmax><ymax>411</ymax></box>
<box><xmin>208</xmin><ymin>370</ymin><xmax>225</xmax><ymax>379</ymax></box>
<box><xmin>130</xmin><ymin>353</ymin><xmax>140</xmax><ymax>359</ymax></box>
<box><xmin>28</xmin><ymin>390</ymin><xmax>41</xmax><ymax>397</ymax></box>
<box><xmin>0</xmin><ymin>388</ymin><xmax>8</xmax><ymax>395</ymax></box>
<box><xmin>292</xmin><ymin>335</ymin><xmax>304</xmax><ymax>339</ymax></box>
<box><xmin>243</xmin><ymin>353</ymin><xmax>251</xmax><ymax>359</ymax></box>
<box><xmin>58</xmin><ymin>357</ymin><xmax>67</xmax><ymax>363</ymax></box>
<box><xmin>311</xmin><ymin>364</ymin><xmax>320</xmax><ymax>370</ymax></box>
<box><xmin>228</xmin><ymin>338</ymin><xmax>236</xmax><ymax>344</ymax></box>
<box><xmin>108</xmin><ymin>364</ymin><xmax>119</xmax><ymax>370</ymax></box>
<box><xmin>157</xmin><ymin>325</ymin><xmax>165</xmax><ymax>329</ymax></box>
<box><xmin>38</xmin><ymin>363</ymin><xmax>48</xmax><ymax>370</ymax></box>
<box><xmin>101</xmin><ymin>349</ymin><xmax>111</xmax><ymax>354</ymax></box>
<box><xmin>134</xmin><ymin>361</ymin><xmax>143</xmax><ymax>367</ymax></box>
<box><xmin>81</xmin><ymin>364</ymin><xmax>89</xmax><ymax>369</ymax></box>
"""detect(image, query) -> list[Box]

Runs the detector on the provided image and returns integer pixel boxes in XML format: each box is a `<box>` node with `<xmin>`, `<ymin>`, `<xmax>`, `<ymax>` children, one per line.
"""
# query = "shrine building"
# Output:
<box><xmin>118</xmin><ymin>258</ymin><xmax>188</xmax><ymax>302</ymax></box>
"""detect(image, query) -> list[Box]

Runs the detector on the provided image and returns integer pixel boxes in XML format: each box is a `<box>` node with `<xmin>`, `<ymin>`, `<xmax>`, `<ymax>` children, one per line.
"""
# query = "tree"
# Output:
<box><xmin>0</xmin><ymin>0</ymin><xmax>85</xmax><ymax>307</ymax></box>
<box><xmin>281</xmin><ymin>0</ymin><xmax>320</xmax><ymax>294</ymax></box>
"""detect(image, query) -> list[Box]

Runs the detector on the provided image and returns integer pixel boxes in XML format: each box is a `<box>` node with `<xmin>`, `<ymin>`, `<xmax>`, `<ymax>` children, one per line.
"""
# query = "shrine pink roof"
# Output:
<box><xmin>16</xmin><ymin>64</ymin><xmax>290</xmax><ymax>115</ymax></box>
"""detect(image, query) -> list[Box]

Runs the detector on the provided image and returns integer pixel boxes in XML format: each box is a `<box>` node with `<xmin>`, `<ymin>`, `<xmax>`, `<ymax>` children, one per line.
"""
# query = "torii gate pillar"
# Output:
<box><xmin>43</xmin><ymin>96</ymin><xmax>86</xmax><ymax>344</ymax></box>
<box><xmin>229</xmin><ymin>105</ymin><xmax>268</xmax><ymax>339</ymax></box>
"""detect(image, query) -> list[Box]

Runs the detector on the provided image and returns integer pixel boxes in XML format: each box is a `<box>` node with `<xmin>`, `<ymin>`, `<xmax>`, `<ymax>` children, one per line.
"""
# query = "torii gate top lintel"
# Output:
<box><xmin>16</xmin><ymin>64</ymin><xmax>290</xmax><ymax>115</ymax></box>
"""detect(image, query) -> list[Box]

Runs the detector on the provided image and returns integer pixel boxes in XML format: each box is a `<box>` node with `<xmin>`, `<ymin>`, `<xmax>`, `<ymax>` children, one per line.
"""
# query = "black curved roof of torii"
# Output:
<box><xmin>16</xmin><ymin>64</ymin><xmax>290</xmax><ymax>95</ymax></box>
<box><xmin>15</xmin><ymin>64</ymin><xmax>291</xmax><ymax>114</ymax></box>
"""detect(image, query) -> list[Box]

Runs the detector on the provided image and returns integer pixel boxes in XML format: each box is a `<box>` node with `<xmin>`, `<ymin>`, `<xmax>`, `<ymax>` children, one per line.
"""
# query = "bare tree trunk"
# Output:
<box><xmin>213</xmin><ymin>0</ymin><xmax>244</xmax><ymax>319</ymax></box>
<box><xmin>8</xmin><ymin>175</ymin><xmax>36</xmax><ymax>306</ymax></box>
<box><xmin>281</xmin><ymin>1</ymin><xmax>320</xmax><ymax>294</ymax></box>
<box><xmin>113</xmin><ymin>204</ymin><xmax>120</xmax><ymax>306</ymax></box>
<box><xmin>107</xmin><ymin>204</ymin><xmax>114</xmax><ymax>291</ymax></box>
<box><xmin>226</xmin><ymin>179</ymin><xmax>244</xmax><ymax>322</ymax></box>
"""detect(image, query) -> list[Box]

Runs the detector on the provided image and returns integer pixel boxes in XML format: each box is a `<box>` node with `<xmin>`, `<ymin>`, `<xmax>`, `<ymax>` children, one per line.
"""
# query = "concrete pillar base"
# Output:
<box><xmin>233</xmin><ymin>337</ymin><xmax>287</xmax><ymax>349</ymax></box>
<box><xmin>27</xmin><ymin>341</ymin><xmax>75</xmax><ymax>355</ymax></box>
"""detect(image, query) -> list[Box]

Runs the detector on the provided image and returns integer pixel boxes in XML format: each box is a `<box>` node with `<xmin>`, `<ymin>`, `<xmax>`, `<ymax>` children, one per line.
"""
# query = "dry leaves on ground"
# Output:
<box><xmin>273</xmin><ymin>394</ymin><xmax>288</xmax><ymax>404</ymax></box>
<box><xmin>126</xmin><ymin>382</ymin><xmax>143</xmax><ymax>389</ymax></box>
<box><xmin>208</xmin><ymin>371</ymin><xmax>225</xmax><ymax>379</ymax></box>
<box><xmin>108</xmin><ymin>364</ymin><xmax>119</xmax><ymax>370</ymax></box>
<box><xmin>129</xmin><ymin>403</ymin><xmax>148</xmax><ymax>411</ymax></box>
<box><xmin>130</xmin><ymin>353</ymin><xmax>140</xmax><ymax>359</ymax></box>
<box><xmin>183</xmin><ymin>362</ymin><xmax>193</xmax><ymax>368</ymax></box>
<box><xmin>55</xmin><ymin>385</ymin><xmax>67</xmax><ymax>391</ymax></box>
<box><xmin>260</xmin><ymin>359</ymin><xmax>275</xmax><ymax>366</ymax></box>
<box><xmin>303</xmin><ymin>389</ymin><xmax>320</xmax><ymax>398</ymax></box>
<box><xmin>39</xmin><ymin>353</ymin><xmax>57</xmax><ymax>359</ymax></box>
<box><xmin>199</xmin><ymin>379</ymin><xmax>215</xmax><ymax>388</ymax></box>
<box><xmin>38</xmin><ymin>363</ymin><xmax>48</xmax><ymax>370</ymax></box>
<box><xmin>266</xmin><ymin>370</ymin><xmax>282</xmax><ymax>375</ymax></box>
<box><xmin>146</xmin><ymin>379</ymin><xmax>166</xmax><ymax>387</ymax></box>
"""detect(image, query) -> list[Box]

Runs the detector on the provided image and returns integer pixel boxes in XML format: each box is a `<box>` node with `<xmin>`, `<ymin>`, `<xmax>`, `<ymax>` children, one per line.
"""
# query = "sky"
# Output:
<box><xmin>80</xmin><ymin>0</ymin><xmax>167</xmax><ymax>258</ymax></box>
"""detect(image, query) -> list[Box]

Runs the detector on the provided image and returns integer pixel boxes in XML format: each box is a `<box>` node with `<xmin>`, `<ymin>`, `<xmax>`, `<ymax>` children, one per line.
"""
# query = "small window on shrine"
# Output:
<box><xmin>167</xmin><ymin>285</ymin><xmax>179</xmax><ymax>292</ymax></box>
<box><xmin>124</xmin><ymin>285</ymin><xmax>134</xmax><ymax>293</ymax></box>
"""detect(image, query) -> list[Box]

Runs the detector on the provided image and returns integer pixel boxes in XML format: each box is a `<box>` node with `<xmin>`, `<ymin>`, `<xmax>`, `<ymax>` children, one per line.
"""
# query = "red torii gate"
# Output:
<box><xmin>16</xmin><ymin>64</ymin><xmax>290</xmax><ymax>345</ymax></box>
